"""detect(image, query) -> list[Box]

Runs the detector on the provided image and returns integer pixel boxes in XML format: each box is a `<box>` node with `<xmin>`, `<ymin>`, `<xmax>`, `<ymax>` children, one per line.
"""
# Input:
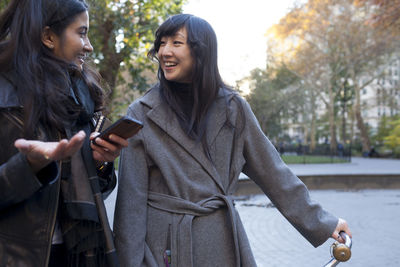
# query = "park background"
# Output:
<box><xmin>2</xmin><ymin>0</ymin><xmax>399</xmax><ymax>159</ymax></box>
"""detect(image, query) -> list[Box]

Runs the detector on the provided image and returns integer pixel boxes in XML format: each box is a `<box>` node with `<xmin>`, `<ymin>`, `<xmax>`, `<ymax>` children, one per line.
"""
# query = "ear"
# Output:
<box><xmin>41</xmin><ymin>26</ymin><xmax>56</xmax><ymax>49</ymax></box>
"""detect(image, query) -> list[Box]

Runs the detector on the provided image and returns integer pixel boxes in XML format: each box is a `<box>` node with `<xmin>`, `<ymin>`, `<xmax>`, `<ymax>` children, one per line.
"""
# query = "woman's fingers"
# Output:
<box><xmin>51</xmin><ymin>131</ymin><xmax>86</xmax><ymax>160</ymax></box>
<box><xmin>91</xmin><ymin>142</ymin><xmax>120</xmax><ymax>162</ymax></box>
<box><xmin>108</xmin><ymin>134</ymin><xmax>129</xmax><ymax>147</ymax></box>
<box><xmin>91</xmin><ymin>134</ymin><xmax>128</xmax><ymax>150</ymax></box>
<box><xmin>14</xmin><ymin>139</ymin><xmax>34</xmax><ymax>154</ymax></box>
<box><xmin>90</xmin><ymin>133</ymin><xmax>129</xmax><ymax>162</ymax></box>
<box><xmin>14</xmin><ymin>131</ymin><xmax>86</xmax><ymax>161</ymax></box>
<box><xmin>331</xmin><ymin>218</ymin><xmax>352</xmax><ymax>243</ymax></box>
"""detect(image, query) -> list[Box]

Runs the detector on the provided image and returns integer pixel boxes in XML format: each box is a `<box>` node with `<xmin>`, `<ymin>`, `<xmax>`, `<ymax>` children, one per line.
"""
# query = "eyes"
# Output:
<box><xmin>78</xmin><ymin>27</ymin><xmax>88</xmax><ymax>38</ymax></box>
<box><xmin>160</xmin><ymin>39</ymin><xmax>185</xmax><ymax>47</ymax></box>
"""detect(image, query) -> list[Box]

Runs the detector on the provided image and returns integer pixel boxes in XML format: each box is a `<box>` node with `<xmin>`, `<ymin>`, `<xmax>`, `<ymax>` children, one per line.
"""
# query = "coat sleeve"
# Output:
<box><xmin>0</xmin><ymin>80</ymin><xmax>59</xmax><ymax>210</ymax></box>
<box><xmin>0</xmin><ymin>152</ymin><xmax>58</xmax><ymax>210</ymax></box>
<box><xmin>240</xmin><ymin>99</ymin><xmax>338</xmax><ymax>247</ymax></box>
<box><xmin>114</xmin><ymin>105</ymin><xmax>150</xmax><ymax>266</ymax></box>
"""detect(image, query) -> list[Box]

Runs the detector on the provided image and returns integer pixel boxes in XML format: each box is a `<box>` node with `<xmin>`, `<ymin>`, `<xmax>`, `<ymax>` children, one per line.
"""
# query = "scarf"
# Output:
<box><xmin>58</xmin><ymin>75</ymin><xmax>113</xmax><ymax>267</ymax></box>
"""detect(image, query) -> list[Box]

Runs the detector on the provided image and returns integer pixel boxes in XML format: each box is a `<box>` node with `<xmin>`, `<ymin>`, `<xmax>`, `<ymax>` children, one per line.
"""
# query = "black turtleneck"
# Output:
<box><xmin>170</xmin><ymin>81</ymin><xmax>193</xmax><ymax>121</ymax></box>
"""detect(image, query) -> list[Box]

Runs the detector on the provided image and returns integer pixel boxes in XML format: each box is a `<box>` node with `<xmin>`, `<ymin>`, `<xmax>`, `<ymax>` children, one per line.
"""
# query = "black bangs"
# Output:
<box><xmin>153</xmin><ymin>14</ymin><xmax>192</xmax><ymax>51</ymax></box>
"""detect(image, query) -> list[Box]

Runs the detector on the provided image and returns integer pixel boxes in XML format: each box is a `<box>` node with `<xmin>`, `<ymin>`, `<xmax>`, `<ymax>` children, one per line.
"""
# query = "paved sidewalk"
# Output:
<box><xmin>236</xmin><ymin>190</ymin><xmax>400</xmax><ymax>267</ymax></box>
<box><xmin>286</xmin><ymin>157</ymin><xmax>400</xmax><ymax>176</ymax></box>
<box><xmin>238</xmin><ymin>157</ymin><xmax>400</xmax><ymax>178</ymax></box>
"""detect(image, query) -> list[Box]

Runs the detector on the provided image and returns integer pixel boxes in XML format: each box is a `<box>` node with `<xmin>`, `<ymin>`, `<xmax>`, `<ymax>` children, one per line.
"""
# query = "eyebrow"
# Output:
<box><xmin>161</xmin><ymin>31</ymin><xmax>186</xmax><ymax>40</ymax></box>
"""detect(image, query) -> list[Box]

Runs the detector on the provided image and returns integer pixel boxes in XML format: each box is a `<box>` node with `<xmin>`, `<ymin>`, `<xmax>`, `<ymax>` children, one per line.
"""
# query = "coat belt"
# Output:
<box><xmin>148</xmin><ymin>191</ymin><xmax>241</xmax><ymax>267</ymax></box>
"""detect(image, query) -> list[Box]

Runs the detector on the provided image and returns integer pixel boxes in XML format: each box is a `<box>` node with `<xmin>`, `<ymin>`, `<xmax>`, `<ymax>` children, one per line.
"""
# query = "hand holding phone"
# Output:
<box><xmin>92</xmin><ymin>115</ymin><xmax>143</xmax><ymax>145</ymax></box>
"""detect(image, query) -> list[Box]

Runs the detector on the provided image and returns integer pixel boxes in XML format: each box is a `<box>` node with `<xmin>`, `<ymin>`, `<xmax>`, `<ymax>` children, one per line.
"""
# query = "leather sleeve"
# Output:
<box><xmin>0</xmin><ymin>153</ymin><xmax>46</xmax><ymax>210</ymax></box>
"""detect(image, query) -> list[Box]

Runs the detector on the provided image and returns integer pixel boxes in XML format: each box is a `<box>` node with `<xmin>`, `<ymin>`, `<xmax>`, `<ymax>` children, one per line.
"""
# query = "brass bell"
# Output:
<box><xmin>331</xmin><ymin>241</ymin><xmax>351</xmax><ymax>262</ymax></box>
<box><xmin>324</xmin><ymin>232</ymin><xmax>352</xmax><ymax>266</ymax></box>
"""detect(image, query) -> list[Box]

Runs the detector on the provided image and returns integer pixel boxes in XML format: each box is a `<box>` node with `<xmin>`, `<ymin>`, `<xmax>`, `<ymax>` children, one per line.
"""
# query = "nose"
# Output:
<box><xmin>84</xmin><ymin>38</ymin><xmax>93</xmax><ymax>53</ymax></box>
<box><xmin>160</xmin><ymin>43</ymin><xmax>173</xmax><ymax>57</ymax></box>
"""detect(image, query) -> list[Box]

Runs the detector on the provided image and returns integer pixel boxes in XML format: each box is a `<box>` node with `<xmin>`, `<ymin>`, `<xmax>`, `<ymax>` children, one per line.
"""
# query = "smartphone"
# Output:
<box><xmin>93</xmin><ymin>115</ymin><xmax>143</xmax><ymax>145</ymax></box>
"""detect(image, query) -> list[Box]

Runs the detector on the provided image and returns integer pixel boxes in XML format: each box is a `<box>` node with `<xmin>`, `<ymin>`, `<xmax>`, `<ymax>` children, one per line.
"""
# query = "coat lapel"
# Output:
<box><xmin>140</xmin><ymin>86</ymin><xmax>234</xmax><ymax>194</ymax></box>
<box><xmin>206</xmin><ymin>90</ymin><xmax>234</xmax><ymax>147</ymax></box>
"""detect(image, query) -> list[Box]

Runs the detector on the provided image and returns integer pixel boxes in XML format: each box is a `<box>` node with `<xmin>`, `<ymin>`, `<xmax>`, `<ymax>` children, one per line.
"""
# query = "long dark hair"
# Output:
<box><xmin>0</xmin><ymin>0</ymin><xmax>104</xmax><ymax>138</ymax></box>
<box><xmin>148</xmin><ymin>14</ymin><xmax>242</xmax><ymax>158</ymax></box>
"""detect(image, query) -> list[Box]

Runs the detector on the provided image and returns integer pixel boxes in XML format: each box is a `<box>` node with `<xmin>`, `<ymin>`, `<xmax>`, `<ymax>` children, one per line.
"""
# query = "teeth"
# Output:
<box><xmin>165</xmin><ymin>62</ymin><xmax>176</xmax><ymax>67</ymax></box>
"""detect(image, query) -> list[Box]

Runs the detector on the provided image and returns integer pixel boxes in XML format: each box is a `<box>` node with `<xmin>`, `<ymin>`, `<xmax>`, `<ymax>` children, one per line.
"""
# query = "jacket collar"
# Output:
<box><xmin>140</xmin><ymin>84</ymin><xmax>236</xmax><ymax>193</ymax></box>
<box><xmin>0</xmin><ymin>73</ymin><xmax>21</xmax><ymax>108</ymax></box>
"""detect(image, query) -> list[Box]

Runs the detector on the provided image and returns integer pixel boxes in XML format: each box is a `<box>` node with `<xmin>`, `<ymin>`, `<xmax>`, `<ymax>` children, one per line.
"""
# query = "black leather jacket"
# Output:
<box><xmin>0</xmin><ymin>74</ymin><xmax>116</xmax><ymax>266</ymax></box>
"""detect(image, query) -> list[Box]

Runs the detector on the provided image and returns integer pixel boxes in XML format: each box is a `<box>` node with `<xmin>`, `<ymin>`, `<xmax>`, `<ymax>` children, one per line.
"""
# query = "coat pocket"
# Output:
<box><xmin>163</xmin><ymin>224</ymin><xmax>172</xmax><ymax>267</ymax></box>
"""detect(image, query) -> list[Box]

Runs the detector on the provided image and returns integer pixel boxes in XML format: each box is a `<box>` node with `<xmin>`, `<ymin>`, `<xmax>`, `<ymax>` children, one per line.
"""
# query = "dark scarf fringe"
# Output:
<box><xmin>59</xmin><ymin>75</ymin><xmax>115</xmax><ymax>267</ymax></box>
<box><xmin>67</xmin><ymin>247</ymin><xmax>108</xmax><ymax>267</ymax></box>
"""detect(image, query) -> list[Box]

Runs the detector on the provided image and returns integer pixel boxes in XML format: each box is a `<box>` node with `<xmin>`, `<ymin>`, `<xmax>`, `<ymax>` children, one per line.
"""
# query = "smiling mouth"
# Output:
<box><xmin>77</xmin><ymin>54</ymin><xmax>86</xmax><ymax>62</ymax></box>
<box><xmin>164</xmin><ymin>61</ymin><xmax>177</xmax><ymax>67</ymax></box>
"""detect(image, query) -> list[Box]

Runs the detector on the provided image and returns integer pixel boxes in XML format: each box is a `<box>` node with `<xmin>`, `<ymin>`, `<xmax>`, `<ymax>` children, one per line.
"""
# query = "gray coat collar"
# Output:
<box><xmin>140</xmin><ymin>84</ymin><xmax>236</xmax><ymax>193</ymax></box>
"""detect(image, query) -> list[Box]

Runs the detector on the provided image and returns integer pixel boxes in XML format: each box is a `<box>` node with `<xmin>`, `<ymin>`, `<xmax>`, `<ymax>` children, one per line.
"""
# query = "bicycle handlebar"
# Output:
<box><xmin>323</xmin><ymin>232</ymin><xmax>352</xmax><ymax>267</ymax></box>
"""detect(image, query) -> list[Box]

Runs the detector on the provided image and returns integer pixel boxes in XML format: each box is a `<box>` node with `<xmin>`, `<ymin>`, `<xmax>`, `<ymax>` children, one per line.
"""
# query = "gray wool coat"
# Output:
<box><xmin>114</xmin><ymin>85</ymin><xmax>338</xmax><ymax>267</ymax></box>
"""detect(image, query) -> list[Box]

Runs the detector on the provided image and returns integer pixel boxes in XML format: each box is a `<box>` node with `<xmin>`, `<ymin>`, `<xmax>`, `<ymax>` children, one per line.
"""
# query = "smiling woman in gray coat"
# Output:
<box><xmin>114</xmin><ymin>14</ymin><xmax>351</xmax><ymax>267</ymax></box>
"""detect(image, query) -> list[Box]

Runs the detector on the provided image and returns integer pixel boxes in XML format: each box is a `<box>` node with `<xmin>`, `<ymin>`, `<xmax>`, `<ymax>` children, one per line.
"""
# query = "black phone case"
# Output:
<box><xmin>93</xmin><ymin>116</ymin><xmax>143</xmax><ymax>145</ymax></box>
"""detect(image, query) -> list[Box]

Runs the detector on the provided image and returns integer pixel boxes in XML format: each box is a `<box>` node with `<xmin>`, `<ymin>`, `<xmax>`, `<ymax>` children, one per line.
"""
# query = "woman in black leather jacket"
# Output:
<box><xmin>0</xmin><ymin>0</ymin><xmax>128</xmax><ymax>266</ymax></box>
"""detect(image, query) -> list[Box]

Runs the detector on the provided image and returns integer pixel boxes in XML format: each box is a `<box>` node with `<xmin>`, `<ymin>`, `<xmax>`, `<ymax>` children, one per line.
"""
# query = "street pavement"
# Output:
<box><xmin>285</xmin><ymin>157</ymin><xmax>400</xmax><ymax>176</ymax></box>
<box><xmin>239</xmin><ymin>157</ymin><xmax>400</xmax><ymax>178</ymax></box>
<box><xmin>105</xmin><ymin>157</ymin><xmax>400</xmax><ymax>266</ymax></box>
<box><xmin>236</xmin><ymin>189</ymin><xmax>400</xmax><ymax>267</ymax></box>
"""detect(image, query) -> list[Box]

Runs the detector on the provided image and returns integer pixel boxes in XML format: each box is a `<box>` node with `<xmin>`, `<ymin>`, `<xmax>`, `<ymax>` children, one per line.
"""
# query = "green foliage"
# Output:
<box><xmin>0</xmin><ymin>0</ymin><xmax>9</xmax><ymax>9</ymax></box>
<box><xmin>281</xmin><ymin>155</ymin><xmax>348</xmax><ymax>164</ymax></box>
<box><xmin>383</xmin><ymin>117</ymin><xmax>400</xmax><ymax>156</ymax></box>
<box><xmin>372</xmin><ymin>115</ymin><xmax>394</xmax><ymax>145</ymax></box>
<box><xmin>244</xmin><ymin>66</ymin><xmax>302</xmax><ymax>141</ymax></box>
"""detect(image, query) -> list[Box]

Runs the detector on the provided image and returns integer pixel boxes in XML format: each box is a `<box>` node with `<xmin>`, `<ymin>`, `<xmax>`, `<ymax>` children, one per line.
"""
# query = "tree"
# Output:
<box><xmin>384</xmin><ymin>117</ymin><xmax>400</xmax><ymax>157</ymax></box>
<box><xmin>267</xmin><ymin>0</ymin><xmax>353</xmax><ymax>152</ymax></box>
<box><xmin>243</xmin><ymin>66</ymin><xmax>304</xmax><ymax>143</ymax></box>
<box><xmin>266</xmin><ymin>0</ymin><xmax>400</xmax><ymax>153</ymax></box>
<box><xmin>356</xmin><ymin>0</ymin><xmax>400</xmax><ymax>32</ymax></box>
<box><xmin>0</xmin><ymin>1</ymin><xmax>7</xmax><ymax>10</ymax></box>
<box><xmin>372</xmin><ymin>115</ymin><xmax>394</xmax><ymax>146</ymax></box>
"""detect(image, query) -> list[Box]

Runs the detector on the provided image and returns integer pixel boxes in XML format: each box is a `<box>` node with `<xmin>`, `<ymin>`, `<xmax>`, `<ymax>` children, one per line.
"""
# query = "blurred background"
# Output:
<box><xmin>2</xmin><ymin>0</ymin><xmax>399</xmax><ymax>159</ymax></box>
